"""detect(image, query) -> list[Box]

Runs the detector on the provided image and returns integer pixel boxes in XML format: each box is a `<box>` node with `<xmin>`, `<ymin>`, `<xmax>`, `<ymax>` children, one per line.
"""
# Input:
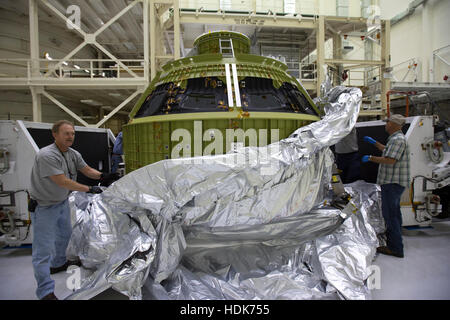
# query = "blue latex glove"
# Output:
<box><xmin>362</xmin><ymin>155</ymin><xmax>371</xmax><ymax>163</ymax></box>
<box><xmin>364</xmin><ymin>136</ymin><xmax>377</xmax><ymax>145</ymax></box>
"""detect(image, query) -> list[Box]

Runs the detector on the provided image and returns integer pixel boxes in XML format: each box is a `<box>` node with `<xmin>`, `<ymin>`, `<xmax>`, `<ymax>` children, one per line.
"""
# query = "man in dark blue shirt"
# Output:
<box><xmin>111</xmin><ymin>131</ymin><xmax>123</xmax><ymax>173</ymax></box>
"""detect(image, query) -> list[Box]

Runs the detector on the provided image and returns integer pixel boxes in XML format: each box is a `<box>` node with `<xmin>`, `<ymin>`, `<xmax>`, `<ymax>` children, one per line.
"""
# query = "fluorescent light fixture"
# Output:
<box><xmin>45</xmin><ymin>52</ymin><xmax>53</xmax><ymax>60</ymax></box>
<box><xmin>102</xmin><ymin>72</ymin><xmax>106</xmax><ymax>77</ymax></box>
<box><xmin>74</xmin><ymin>64</ymin><xmax>80</xmax><ymax>69</ymax></box>
<box><xmin>81</xmin><ymin>99</ymin><xmax>103</xmax><ymax>106</ymax></box>
<box><xmin>62</xmin><ymin>61</ymin><xmax>68</xmax><ymax>66</ymax></box>
<box><xmin>84</xmin><ymin>69</ymin><xmax>90</xmax><ymax>73</ymax></box>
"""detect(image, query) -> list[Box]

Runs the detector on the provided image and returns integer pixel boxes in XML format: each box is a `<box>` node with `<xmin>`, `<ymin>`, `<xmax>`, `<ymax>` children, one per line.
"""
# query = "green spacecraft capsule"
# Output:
<box><xmin>124</xmin><ymin>31</ymin><xmax>321</xmax><ymax>172</ymax></box>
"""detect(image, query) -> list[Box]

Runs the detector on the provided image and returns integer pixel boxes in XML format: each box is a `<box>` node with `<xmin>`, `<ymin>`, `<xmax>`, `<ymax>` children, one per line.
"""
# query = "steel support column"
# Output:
<box><xmin>150</xmin><ymin>0</ymin><xmax>156</xmax><ymax>80</ymax></box>
<box><xmin>29</xmin><ymin>0</ymin><xmax>40</xmax><ymax>78</ymax></box>
<box><xmin>29</xmin><ymin>0</ymin><xmax>42</xmax><ymax>122</ymax></box>
<box><xmin>144</xmin><ymin>0</ymin><xmax>150</xmax><ymax>81</ymax></box>
<box><xmin>381</xmin><ymin>20</ymin><xmax>391</xmax><ymax>115</ymax></box>
<box><xmin>174</xmin><ymin>0</ymin><xmax>180</xmax><ymax>60</ymax></box>
<box><xmin>316</xmin><ymin>15</ymin><xmax>325</xmax><ymax>95</ymax></box>
<box><xmin>332</xmin><ymin>34</ymin><xmax>342</xmax><ymax>86</ymax></box>
<box><xmin>30</xmin><ymin>86</ymin><xmax>42</xmax><ymax>122</ymax></box>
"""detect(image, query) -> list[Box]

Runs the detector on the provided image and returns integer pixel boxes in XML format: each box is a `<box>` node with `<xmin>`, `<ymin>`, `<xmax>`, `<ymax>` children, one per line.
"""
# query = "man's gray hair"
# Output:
<box><xmin>52</xmin><ymin>120</ymin><xmax>74</xmax><ymax>133</ymax></box>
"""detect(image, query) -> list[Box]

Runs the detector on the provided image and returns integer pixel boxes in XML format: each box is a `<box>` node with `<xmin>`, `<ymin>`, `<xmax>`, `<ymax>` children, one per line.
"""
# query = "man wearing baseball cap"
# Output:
<box><xmin>361</xmin><ymin>114</ymin><xmax>410</xmax><ymax>258</ymax></box>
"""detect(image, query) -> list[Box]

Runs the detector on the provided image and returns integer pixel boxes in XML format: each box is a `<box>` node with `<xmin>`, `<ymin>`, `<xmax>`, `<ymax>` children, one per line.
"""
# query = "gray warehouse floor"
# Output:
<box><xmin>1</xmin><ymin>219</ymin><xmax>449</xmax><ymax>300</ymax></box>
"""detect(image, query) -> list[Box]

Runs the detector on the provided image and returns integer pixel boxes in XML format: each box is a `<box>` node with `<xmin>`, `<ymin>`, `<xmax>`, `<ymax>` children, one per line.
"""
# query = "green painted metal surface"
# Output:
<box><xmin>194</xmin><ymin>30</ymin><xmax>251</xmax><ymax>55</ymax></box>
<box><xmin>123</xmin><ymin>114</ymin><xmax>317</xmax><ymax>172</ymax></box>
<box><xmin>124</xmin><ymin>31</ymin><xmax>321</xmax><ymax>173</ymax></box>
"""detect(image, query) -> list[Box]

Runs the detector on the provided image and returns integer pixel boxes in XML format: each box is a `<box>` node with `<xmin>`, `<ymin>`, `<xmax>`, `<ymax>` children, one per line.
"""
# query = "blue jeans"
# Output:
<box><xmin>336</xmin><ymin>151</ymin><xmax>361</xmax><ymax>184</ymax></box>
<box><xmin>381</xmin><ymin>183</ymin><xmax>405</xmax><ymax>255</ymax></box>
<box><xmin>111</xmin><ymin>154</ymin><xmax>123</xmax><ymax>173</ymax></box>
<box><xmin>31</xmin><ymin>199</ymin><xmax>72</xmax><ymax>299</ymax></box>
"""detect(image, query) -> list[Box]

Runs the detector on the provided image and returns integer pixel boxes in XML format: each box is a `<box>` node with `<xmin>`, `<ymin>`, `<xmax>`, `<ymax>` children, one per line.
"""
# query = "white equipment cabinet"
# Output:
<box><xmin>0</xmin><ymin>121</ymin><xmax>38</xmax><ymax>246</ymax></box>
<box><xmin>0</xmin><ymin>120</ymin><xmax>115</xmax><ymax>247</ymax></box>
<box><xmin>402</xmin><ymin>116</ymin><xmax>450</xmax><ymax>226</ymax></box>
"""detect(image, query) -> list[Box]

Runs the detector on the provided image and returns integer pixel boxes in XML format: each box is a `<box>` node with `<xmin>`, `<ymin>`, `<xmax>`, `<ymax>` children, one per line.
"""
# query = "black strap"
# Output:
<box><xmin>56</xmin><ymin>144</ymin><xmax>75</xmax><ymax>179</ymax></box>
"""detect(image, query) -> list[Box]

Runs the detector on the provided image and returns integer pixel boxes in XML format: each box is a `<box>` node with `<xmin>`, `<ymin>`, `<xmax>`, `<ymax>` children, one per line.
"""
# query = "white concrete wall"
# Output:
<box><xmin>389</xmin><ymin>8</ymin><xmax>423</xmax><ymax>82</ymax></box>
<box><xmin>430</xmin><ymin>0</ymin><xmax>450</xmax><ymax>82</ymax></box>
<box><xmin>318</xmin><ymin>0</ymin><xmax>337</xmax><ymax>16</ymax></box>
<box><xmin>297</xmin><ymin>0</ymin><xmax>319</xmax><ymax>15</ymax></box>
<box><xmin>379</xmin><ymin>0</ymin><xmax>413</xmax><ymax>19</ymax></box>
<box><xmin>380</xmin><ymin>0</ymin><xmax>450</xmax><ymax>83</ymax></box>
<box><xmin>257</xmin><ymin>0</ymin><xmax>284</xmax><ymax>13</ymax></box>
<box><xmin>349</xmin><ymin>0</ymin><xmax>362</xmax><ymax>17</ymax></box>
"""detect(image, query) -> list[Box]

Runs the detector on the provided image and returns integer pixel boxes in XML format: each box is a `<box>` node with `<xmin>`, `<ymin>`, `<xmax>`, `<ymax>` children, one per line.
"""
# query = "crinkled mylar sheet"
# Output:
<box><xmin>65</xmin><ymin>86</ymin><xmax>385</xmax><ymax>300</ymax></box>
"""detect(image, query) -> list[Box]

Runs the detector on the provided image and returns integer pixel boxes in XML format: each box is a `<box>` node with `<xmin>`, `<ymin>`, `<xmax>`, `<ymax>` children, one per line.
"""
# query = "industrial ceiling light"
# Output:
<box><xmin>44</xmin><ymin>52</ymin><xmax>53</xmax><ymax>60</ymax></box>
<box><xmin>81</xmin><ymin>99</ymin><xmax>102</xmax><ymax>106</ymax></box>
<box><xmin>74</xmin><ymin>64</ymin><xmax>80</xmax><ymax>69</ymax></box>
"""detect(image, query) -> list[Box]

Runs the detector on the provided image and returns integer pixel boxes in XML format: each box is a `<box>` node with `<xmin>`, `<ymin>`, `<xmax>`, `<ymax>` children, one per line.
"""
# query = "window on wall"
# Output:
<box><xmin>284</xmin><ymin>0</ymin><xmax>296</xmax><ymax>14</ymax></box>
<box><xmin>361</xmin><ymin>0</ymin><xmax>371</xmax><ymax>17</ymax></box>
<box><xmin>220</xmin><ymin>0</ymin><xmax>232</xmax><ymax>11</ymax></box>
<box><xmin>336</xmin><ymin>0</ymin><xmax>349</xmax><ymax>17</ymax></box>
